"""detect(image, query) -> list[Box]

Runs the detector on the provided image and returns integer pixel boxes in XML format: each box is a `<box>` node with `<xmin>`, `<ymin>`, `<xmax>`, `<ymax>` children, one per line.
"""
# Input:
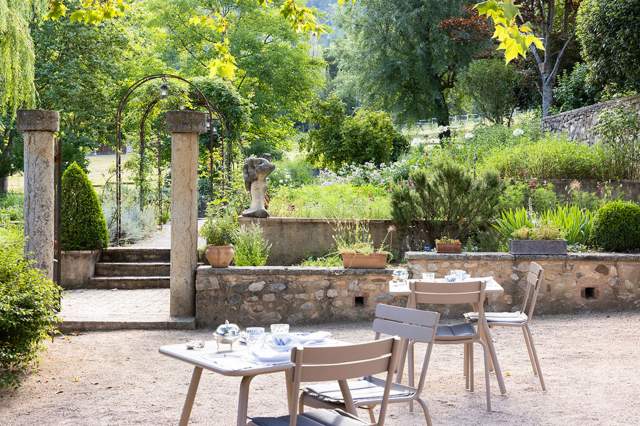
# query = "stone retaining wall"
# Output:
<box><xmin>542</xmin><ymin>95</ymin><xmax>640</xmax><ymax>144</ymax></box>
<box><xmin>195</xmin><ymin>267</ymin><xmax>398</xmax><ymax>327</ymax></box>
<box><xmin>406</xmin><ymin>252</ymin><xmax>640</xmax><ymax>314</ymax></box>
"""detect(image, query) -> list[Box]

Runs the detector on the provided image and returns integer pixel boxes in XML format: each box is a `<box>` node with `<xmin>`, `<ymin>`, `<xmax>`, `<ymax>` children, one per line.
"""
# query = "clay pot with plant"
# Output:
<box><xmin>200</xmin><ymin>214</ymin><xmax>238</xmax><ymax>268</ymax></box>
<box><xmin>333</xmin><ymin>222</ymin><xmax>393</xmax><ymax>269</ymax></box>
<box><xmin>435</xmin><ymin>236</ymin><xmax>462</xmax><ymax>253</ymax></box>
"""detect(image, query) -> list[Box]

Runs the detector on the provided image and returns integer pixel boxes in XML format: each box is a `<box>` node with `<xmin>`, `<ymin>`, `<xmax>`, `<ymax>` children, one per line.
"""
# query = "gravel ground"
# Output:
<box><xmin>2</xmin><ymin>312</ymin><xmax>639</xmax><ymax>426</ymax></box>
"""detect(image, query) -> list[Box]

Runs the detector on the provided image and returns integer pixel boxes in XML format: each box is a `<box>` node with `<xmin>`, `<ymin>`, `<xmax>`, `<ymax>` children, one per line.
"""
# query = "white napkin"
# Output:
<box><xmin>250</xmin><ymin>347</ymin><xmax>292</xmax><ymax>363</ymax></box>
<box><xmin>295</xmin><ymin>331</ymin><xmax>332</xmax><ymax>345</ymax></box>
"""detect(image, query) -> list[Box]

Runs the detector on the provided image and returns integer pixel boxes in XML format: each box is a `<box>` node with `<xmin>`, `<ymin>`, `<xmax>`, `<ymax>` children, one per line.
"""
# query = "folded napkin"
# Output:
<box><xmin>250</xmin><ymin>347</ymin><xmax>292</xmax><ymax>363</ymax></box>
<box><xmin>294</xmin><ymin>331</ymin><xmax>332</xmax><ymax>345</ymax></box>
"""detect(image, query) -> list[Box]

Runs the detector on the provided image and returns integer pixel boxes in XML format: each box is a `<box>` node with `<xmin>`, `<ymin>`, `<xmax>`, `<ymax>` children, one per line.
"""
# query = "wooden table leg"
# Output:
<box><xmin>237</xmin><ymin>375</ymin><xmax>255</xmax><ymax>426</ymax></box>
<box><xmin>179</xmin><ymin>366</ymin><xmax>203</xmax><ymax>426</ymax></box>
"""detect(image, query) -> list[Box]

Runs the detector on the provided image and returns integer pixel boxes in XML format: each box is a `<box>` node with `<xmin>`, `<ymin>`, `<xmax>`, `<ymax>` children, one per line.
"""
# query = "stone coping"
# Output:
<box><xmin>405</xmin><ymin>251</ymin><xmax>640</xmax><ymax>262</ymax></box>
<box><xmin>197</xmin><ymin>266</ymin><xmax>394</xmax><ymax>276</ymax></box>
<box><xmin>238</xmin><ymin>216</ymin><xmax>395</xmax><ymax>224</ymax></box>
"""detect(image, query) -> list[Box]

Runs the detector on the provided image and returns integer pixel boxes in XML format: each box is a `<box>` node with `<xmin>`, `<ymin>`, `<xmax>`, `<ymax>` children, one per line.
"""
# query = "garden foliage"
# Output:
<box><xmin>594</xmin><ymin>107</ymin><xmax>640</xmax><ymax>181</ymax></box>
<box><xmin>391</xmin><ymin>160</ymin><xmax>502</xmax><ymax>241</ymax></box>
<box><xmin>200</xmin><ymin>210</ymin><xmax>238</xmax><ymax>246</ymax></box>
<box><xmin>233</xmin><ymin>224</ymin><xmax>271</xmax><ymax>266</ymax></box>
<box><xmin>0</xmin><ymin>225</ymin><xmax>60</xmax><ymax>389</ymax></box>
<box><xmin>61</xmin><ymin>162</ymin><xmax>108</xmax><ymax>250</ymax></box>
<box><xmin>591</xmin><ymin>201</ymin><xmax>640</xmax><ymax>252</ymax></box>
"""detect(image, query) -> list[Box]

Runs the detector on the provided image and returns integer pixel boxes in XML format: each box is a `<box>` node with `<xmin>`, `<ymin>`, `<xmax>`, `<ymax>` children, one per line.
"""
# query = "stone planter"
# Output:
<box><xmin>340</xmin><ymin>252</ymin><xmax>388</xmax><ymax>269</ymax></box>
<box><xmin>205</xmin><ymin>245</ymin><xmax>235</xmax><ymax>268</ymax></box>
<box><xmin>436</xmin><ymin>241</ymin><xmax>462</xmax><ymax>253</ymax></box>
<box><xmin>61</xmin><ymin>250</ymin><xmax>101</xmax><ymax>289</ymax></box>
<box><xmin>509</xmin><ymin>240</ymin><xmax>568</xmax><ymax>255</ymax></box>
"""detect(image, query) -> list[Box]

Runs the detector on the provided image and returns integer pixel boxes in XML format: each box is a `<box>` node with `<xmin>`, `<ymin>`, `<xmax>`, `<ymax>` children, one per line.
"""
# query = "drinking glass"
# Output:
<box><xmin>421</xmin><ymin>272</ymin><xmax>435</xmax><ymax>280</ymax></box>
<box><xmin>270</xmin><ymin>323</ymin><xmax>290</xmax><ymax>335</ymax></box>
<box><xmin>245</xmin><ymin>327</ymin><xmax>265</xmax><ymax>349</ymax></box>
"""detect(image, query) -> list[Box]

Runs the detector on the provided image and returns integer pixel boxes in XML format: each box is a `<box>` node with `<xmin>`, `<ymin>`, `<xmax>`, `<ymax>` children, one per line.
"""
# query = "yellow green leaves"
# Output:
<box><xmin>46</xmin><ymin>0</ymin><xmax>127</xmax><ymax>24</ymax></box>
<box><xmin>279</xmin><ymin>0</ymin><xmax>327</xmax><ymax>34</ymax></box>
<box><xmin>475</xmin><ymin>0</ymin><xmax>544</xmax><ymax>63</ymax></box>
<box><xmin>207</xmin><ymin>40</ymin><xmax>236</xmax><ymax>80</ymax></box>
<box><xmin>188</xmin><ymin>12</ymin><xmax>228</xmax><ymax>34</ymax></box>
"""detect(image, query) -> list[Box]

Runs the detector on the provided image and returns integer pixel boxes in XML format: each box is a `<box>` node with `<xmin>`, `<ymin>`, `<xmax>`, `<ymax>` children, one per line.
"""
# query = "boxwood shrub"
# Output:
<box><xmin>61</xmin><ymin>162</ymin><xmax>109</xmax><ymax>250</ymax></box>
<box><xmin>591</xmin><ymin>201</ymin><xmax>640</xmax><ymax>252</ymax></box>
<box><xmin>0</xmin><ymin>226</ymin><xmax>61</xmax><ymax>389</ymax></box>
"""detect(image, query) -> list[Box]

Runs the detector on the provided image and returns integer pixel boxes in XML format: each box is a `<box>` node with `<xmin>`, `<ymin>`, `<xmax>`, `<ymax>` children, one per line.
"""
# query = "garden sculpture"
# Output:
<box><xmin>242</xmin><ymin>156</ymin><xmax>275</xmax><ymax>218</ymax></box>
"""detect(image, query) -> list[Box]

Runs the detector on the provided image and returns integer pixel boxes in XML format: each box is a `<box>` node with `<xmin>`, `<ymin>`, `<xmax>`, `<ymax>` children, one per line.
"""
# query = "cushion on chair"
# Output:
<box><xmin>436</xmin><ymin>323</ymin><xmax>476</xmax><ymax>339</ymax></box>
<box><xmin>250</xmin><ymin>409</ymin><xmax>366</xmax><ymax>426</ymax></box>
<box><xmin>304</xmin><ymin>377</ymin><xmax>415</xmax><ymax>404</ymax></box>
<box><xmin>464</xmin><ymin>311</ymin><xmax>528</xmax><ymax>324</ymax></box>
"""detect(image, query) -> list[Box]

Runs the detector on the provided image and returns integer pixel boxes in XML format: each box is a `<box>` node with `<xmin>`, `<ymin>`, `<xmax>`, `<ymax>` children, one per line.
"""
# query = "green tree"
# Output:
<box><xmin>576</xmin><ymin>0</ymin><xmax>640</xmax><ymax>92</ymax></box>
<box><xmin>458</xmin><ymin>59</ymin><xmax>522</xmax><ymax>125</ymax></box>
<box><xmin>332</xmin><ymin>1</ymin><xmax>489</xmax><ymax>127</ymax></box>
<box><xmin>60</xmin><ymin>162</ymin><xmax>109</xmax><ymax>250</ymax></box>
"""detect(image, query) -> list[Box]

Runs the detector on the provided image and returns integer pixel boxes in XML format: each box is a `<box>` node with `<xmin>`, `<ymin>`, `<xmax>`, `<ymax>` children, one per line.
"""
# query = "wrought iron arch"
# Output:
<box><xmin>114</xmin><ymin>73</ymin><xmax>225</xmax><ymax>245</ymax></box>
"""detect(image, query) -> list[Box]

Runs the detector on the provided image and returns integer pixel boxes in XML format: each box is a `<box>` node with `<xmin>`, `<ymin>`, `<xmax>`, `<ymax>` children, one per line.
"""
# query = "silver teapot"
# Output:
<box><xmin>214</xmin><ymin>320</ymin><xmax>241</xmax><ymax>351</ymax></box>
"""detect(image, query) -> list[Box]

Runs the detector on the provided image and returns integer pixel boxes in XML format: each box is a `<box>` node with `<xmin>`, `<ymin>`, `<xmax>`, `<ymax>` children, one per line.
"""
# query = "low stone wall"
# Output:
<box><xmin>239</xmin><ymin>217</ymin><xmax>430</xmax><ymax>265</ymax></box>
<box><xmin>406</xmin><ymin>252</ymin><xmax>640</xmax><ymax>314</ymax></box>
<box><xmin>542</xmin><ymin>95</ymin><xmax>640</xmax><ymax>144</ymax></box>
<box><xmin>549</xmin><ymin>179</ymin><xmax>640</xmax><ymax>203</ymax></box>
<box><xmin>195</xmin><ymin>266</ymin><xmax>398</xmax><ymax>327</ymax></box>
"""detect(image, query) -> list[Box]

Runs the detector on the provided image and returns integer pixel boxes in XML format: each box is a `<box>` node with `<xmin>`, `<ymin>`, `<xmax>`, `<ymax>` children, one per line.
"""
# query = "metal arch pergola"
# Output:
<box><xmin>114</xmin><ymin>73</ymin><xmax>226</xmax><ymax>246</ymax></box>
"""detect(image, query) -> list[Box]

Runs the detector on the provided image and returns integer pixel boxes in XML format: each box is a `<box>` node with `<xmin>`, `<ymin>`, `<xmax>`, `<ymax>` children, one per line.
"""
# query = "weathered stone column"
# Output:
<box><xmin>166</xmin><ymin>111</ymin><xmax>206</xmax><ymax>317</ymax></box>
<box><xmin>17</xmin><ymin>110</ymin><xmax>59</xmax><ymax>280</ymax></box>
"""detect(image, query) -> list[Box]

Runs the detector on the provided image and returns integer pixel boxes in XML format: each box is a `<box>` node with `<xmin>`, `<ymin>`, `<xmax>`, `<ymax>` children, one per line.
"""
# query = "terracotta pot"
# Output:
<box><xmin>436</xmin><ymin>241</ymin><xmax>462</xmax><ymax>254</ymax></box>
<box><xmin>205</xmin><ymin>245</ymin><xmax>235</xmax><ymax>268</ymax></box>
<box><xmin>341</xmin><ymin>252</ymin><xmax>388</xmax><ymax>269</ymax></box>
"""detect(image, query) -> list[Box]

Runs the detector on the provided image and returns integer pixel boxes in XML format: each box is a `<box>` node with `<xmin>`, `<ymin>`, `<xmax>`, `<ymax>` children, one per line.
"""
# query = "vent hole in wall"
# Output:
<box><xmin>582</xmin><ymin>287</ymin><xmax>597</xmax><ymax>300</ymax></box>
<box><xmin>354</xmin><ymin>296</ymin><xmax>366</xmax><ymax>307</ymax></box>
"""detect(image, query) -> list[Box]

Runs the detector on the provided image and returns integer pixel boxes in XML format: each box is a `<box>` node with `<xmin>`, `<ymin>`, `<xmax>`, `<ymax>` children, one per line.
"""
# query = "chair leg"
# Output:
<box><xmin>416</xmin><ymin>397</ymin><xmax>433</xmax><ymax>426</ymax></box>
<box><xmin>469</xmin><ymin>343</ymin><xmax>474</xmax><ymax>393</ymax></box>
<box><xmin>477</xmin><ymin>340</ymin><xmax>492</xmax><ymax>412</ymax></box>
<box><xmin>366</xmin><ymin>406</ymin><xmax>377</xmax><ymax>424</ymax></box>
<box><xmin>408</xmin><ymin>341</ymin><xmax>415</xmax><ymax>412</ymax></box>
<box><xmin>298</xmin><ymin>394</ymin><xmax>305</xmax><ymax>414</ymax></box>
<box><xmin>525</xmin><ymin>325</ymin><xmax>547</xmax><ymax>391</ymax></box>
<box><xmin>522</xmin><ymin>326</ymin><xmax>539</xmax><ymax>376</ymax></box>
<box><xmin>464</xmin><ymin>344</ymin><xmax>469</xmax><ymax>389</ymax></box>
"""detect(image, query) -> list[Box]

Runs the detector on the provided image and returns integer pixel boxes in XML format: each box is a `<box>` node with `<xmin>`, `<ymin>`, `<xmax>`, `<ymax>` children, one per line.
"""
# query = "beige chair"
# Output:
<box><xmin>299</xmin><ymin>304</ymin><xmax>440</xmax><ymax>425</ymax></box>
<box><xmin>408</xmin><ymin>280</ymin><xmax>494</xmax><ymax>411</ymax></box>
<box><xmin>464</xmin><ymin>262</ymin><xmax>546</xmax><ymax>391</ymax></box>
<box><xmin>248</xmin><ymin>337</ymin><xmax>403</xmax><ymax>426</ymax></box>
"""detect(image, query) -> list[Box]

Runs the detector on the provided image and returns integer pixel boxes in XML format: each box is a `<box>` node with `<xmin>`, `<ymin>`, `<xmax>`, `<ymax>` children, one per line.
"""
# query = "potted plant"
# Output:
<box><xmin>200</xmin><ymin>214</ymin><xmax>238</xmax><ymax>268</ymax></box>
<box><xmin>509</xmin><ymin>224</ymin><xmax>568</xmax><ymax>255</ymax></box>
<box><xmin>435</xmin><ymin>236</ymin><xmax>462</xmax><ymax>253</ymax></box>
<box><xmin>334</xmin><ymin>222</ymin><xmax>390</xmax><ymax>269</ymax></box>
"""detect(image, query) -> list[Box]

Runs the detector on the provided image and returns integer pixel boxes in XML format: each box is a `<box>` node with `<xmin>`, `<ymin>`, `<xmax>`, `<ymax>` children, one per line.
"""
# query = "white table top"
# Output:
<box><xmin>389</xmin><ymin>276</ymin><xmax>504</xmax><ymax>297</ymax></box>
<box><xmin>160</xmin><ymin>337</ymin><xmax>342</xmax><ymax>377</ymax></box>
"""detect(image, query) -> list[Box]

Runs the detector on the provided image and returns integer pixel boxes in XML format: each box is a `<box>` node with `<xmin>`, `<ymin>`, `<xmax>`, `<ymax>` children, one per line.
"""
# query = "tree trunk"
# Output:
<box><xmin>541</xmin><ymin>76</ymin><xmax>554</xmax><ymax>118</ymax></box>
<box><xmin>434</xmin><ymin>91</ymin><xmax>451</xmax><ymax>139</ymax></box>
<box><xmin>0</xmin><ymin>175</ymin><xmax>8</xmax><ymax>194</ymax></box>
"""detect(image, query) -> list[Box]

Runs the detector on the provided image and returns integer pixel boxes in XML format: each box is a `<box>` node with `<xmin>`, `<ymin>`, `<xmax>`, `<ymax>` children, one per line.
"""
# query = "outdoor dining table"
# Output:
<box><xmin>389</xmin><ymin>276</ymin><xmax>508</xmax><ymax>395</ymax></box>
<box><xmin>160</xmin><ymin>336</ymin><xmax>341</xmax><ymax>426</ymax></box>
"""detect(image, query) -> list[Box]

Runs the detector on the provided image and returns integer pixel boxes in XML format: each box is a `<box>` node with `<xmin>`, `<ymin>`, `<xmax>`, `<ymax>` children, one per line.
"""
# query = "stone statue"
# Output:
<box><xmin>242</xmin><ymin>156</ymin><xmax>275</xmax><ymax>218</ymax></box>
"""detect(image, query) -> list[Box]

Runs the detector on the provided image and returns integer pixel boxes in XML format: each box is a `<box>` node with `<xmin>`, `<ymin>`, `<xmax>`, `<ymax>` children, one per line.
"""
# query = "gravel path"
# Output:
<box><xmin>2</xmin><ymin>312</ymin><xmax>639</xmax><ymax>425</ymax></box>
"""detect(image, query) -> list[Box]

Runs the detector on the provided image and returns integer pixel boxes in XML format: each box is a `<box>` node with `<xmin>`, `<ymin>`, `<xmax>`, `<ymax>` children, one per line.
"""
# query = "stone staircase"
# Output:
<box><xmin>89</xmin><ymin>248</ymin><xmax>170</xmax><ymax>289</ymax></box>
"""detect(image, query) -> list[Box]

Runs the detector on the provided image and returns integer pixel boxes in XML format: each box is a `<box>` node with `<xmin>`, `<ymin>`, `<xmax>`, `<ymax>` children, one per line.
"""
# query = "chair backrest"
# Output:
<box><xmin>288</xmin><ymin>337</ymin><xmax>402</xmax><ymax>426</ymax></box>
<box><xmin>521</xmin><ymin>262</ymin><xmax>544</xmax><ymax>319</ymax></box>
<box><xmin>408</xmin><ymin>280</ymin><xmax>486</xmax><ymax>307</ymax></box>
<box><xmin>372</xmin><ymin>304</ymin><xmax>439</xmax><ymax>395</ymax></box>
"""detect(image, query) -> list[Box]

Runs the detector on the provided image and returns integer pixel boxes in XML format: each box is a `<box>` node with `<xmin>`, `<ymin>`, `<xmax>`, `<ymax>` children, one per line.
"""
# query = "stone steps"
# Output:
<box><xmin>88</xmin><ymin>276</ymin><xmax>170</xmax><ymax>289</ymax></box>
<box><xmin>95</xmin><ymin>262</ymin><xmax>170</xmax><ymax>277</ymax></box>
<box><xmin>100</xmin><ymin>248</ymin><xmax>171</xmax><ymax>263</ymax></box>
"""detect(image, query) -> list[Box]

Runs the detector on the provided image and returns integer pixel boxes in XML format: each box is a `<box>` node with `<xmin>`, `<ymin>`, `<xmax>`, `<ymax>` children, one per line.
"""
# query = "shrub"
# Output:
<box><xmin>61</xmin><ymin>162</ymin><xmax>109</xmax><ymax>250</ymax></box>
<box><xmin>101</xmin><ymin>184</ymin><xmax>158</xmax><ymax>245</ymax></box>
<box><xmin>481</xmin><ymin>135</ymin><xmax>605</xmax><ymax>180</ymax></box>
<box><xmin>234</xmin><ymin>224</ymin><xmax>271</xmax><ymax>266</ymax></box>
<box><xmin>591</xmin><ymin>201</ymin><xmax>640</xmax><ymax>252</ymax></box>
<box><xmin>458</xmin><ymin>59</ymin><xmax>521</xmax><ymax>125</ymax></box>
<box><xmin>303</xmin><ymin>96</ymin><xmax>408</xmax><ymax>170</ymax></box>
<box><xmin>299</xmin><ymin>255</ymin><xmax>342</xmax><ymax>267</ymax></box>
<box><xmin>0</xmin><ymin>226</ymin><xmax>61</xmax><ymax>389</ymax></box>
<box><xmin>269</xmin><ymin>183</ymin><xmax>390</xmax><ymax>219</ymax></box>
<box><xmin>268</xmin><ymin>158</ymin><xmax>315</xmax><ymax>189</ymax></box>
<box><xmin>594</xmin><ymin>107</ymin><xmax>640</xmax><ymax>180</ymax></box>
<box><xmin>554</xmin><ymin>63</ymin><xmax>601</xmax><ymax>112</ymax></box>
<box><xmin>391</xmin><ymin>159</ymin><xmax>503</xmax><ymax>240</ymax></box>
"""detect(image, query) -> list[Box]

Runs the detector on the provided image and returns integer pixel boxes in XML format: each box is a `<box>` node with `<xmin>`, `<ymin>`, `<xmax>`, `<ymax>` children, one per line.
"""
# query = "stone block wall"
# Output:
<box><xmin>195</xmin><ymin>266</ymin><xmax>399</xmax><ymax>327</ymax></box>
<box><xmin>406</xmin><ymin>252</ymin><xmax>640</xmax><ymax>315</ymax></box>
<box><xmin>542</xmin><ymin>95</ymin><xmax>640</xmax><ymax>144</ymax></box>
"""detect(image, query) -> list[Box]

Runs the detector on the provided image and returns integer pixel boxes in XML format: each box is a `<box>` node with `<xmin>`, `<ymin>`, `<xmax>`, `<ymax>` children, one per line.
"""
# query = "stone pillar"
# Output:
<box><xmin>166</xmin><ymin>111</ymin><xmax>206</xmax><ymax>317</ymax></box>
<box><xmin>17</xmin><ymin>110</ymin><xmax>59</xmax><ymax>280</ymax></box>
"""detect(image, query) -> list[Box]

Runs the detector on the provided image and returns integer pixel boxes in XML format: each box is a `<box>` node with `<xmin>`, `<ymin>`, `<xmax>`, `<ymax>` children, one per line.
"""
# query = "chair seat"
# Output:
<box><xmin>436</xmin><ymin>323</ymin><xmax>476</xmax><ymax>340</ymax></box>
<box><xmin>464</xmin><ymin>311</ymin><xmax>528</xmax><ymax>324</ymax></box>
<box><xmin>251</xmin><ymin>409</ymin><xmax>366</xmax><ymax>426</ymax></box>
<box><xmin>304</xmin><ymin>377</ymin><xmax>415</xmax><ymax>405</ymax></box>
